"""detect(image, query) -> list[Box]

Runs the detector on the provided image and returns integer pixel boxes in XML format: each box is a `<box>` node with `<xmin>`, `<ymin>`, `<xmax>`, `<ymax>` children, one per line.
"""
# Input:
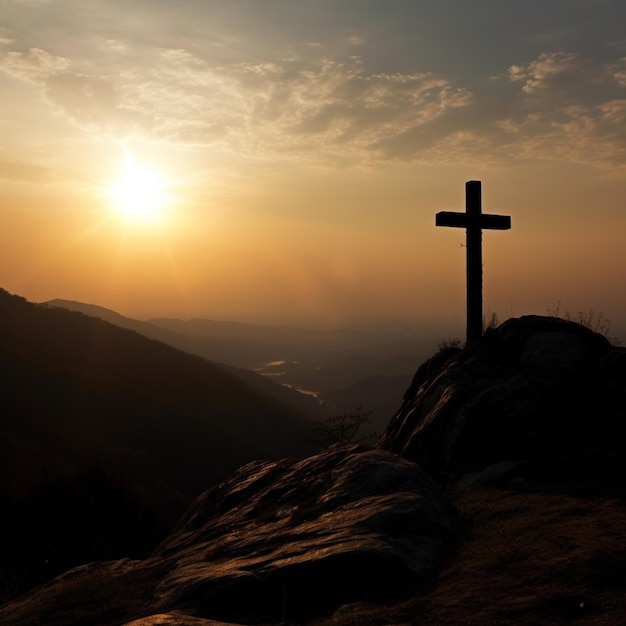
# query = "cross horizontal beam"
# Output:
<box><xmin>436</xmin><ymin>211</ymin><xmax>511</xmax><ymax>230</ymax></box>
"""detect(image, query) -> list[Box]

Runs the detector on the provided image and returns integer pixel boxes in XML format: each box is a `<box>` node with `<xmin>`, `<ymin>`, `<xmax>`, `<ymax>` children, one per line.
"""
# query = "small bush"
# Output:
<box><xmin>310</xmin><ymin>407</ymin><xmax>374</xmax><ymax>447</ymax></box>
<box><xmin>438</xmin><ymin>337</ymin><xmax>463</xmax><ymax>350</ymax></box>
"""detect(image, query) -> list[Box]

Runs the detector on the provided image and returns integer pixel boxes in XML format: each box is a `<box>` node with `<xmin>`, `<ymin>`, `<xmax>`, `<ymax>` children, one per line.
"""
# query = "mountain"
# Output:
<box><xmin>147</xmin><ymin>314</ymin><xmax>435</xmax><ymax>380</ymax></box>
<box><xmin>3</xmin><ymin>290</ymin><xmax>315</xmax><ymax>491</ymax></box>
<box><xmin>44</xmin><ymin>298</ymin><xmax>175</xmax><ymax>339</ymax></box>
<box><xmin>3</xmin><ymin>315</ymin><xmax>626</xmax><ymax>625</ymax></box>
<box><xmin>44</xmin><ymin>298</ymin><xmax>325</xmax><ymax>419</ymax></box>
<box><xmin>0</xmin><ymin>288</ymin><xmax>317</xmax><ymax>599</ymax></box>
<box><xmin>46</xmin><ymin>299</ymin><xmax>437</xmax><ymax>425</ymax></box>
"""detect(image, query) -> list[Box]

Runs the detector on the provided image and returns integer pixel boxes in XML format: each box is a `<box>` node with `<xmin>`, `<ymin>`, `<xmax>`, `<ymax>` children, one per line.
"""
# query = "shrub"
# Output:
<box><xmin>310</xmin><ymin>407</ymin><xmax>374</xmax><ymax>447</ymax></box>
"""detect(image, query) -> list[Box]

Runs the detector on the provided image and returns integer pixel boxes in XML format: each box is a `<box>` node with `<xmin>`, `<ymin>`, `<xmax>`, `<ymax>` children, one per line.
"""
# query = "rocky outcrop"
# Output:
<box><xmin>150</xmin><ymin>443</ymin><xmax>456</xmax><ymax>622</ymax></box>
<box><xmin>379</xmin><ymin>315</ymin><xmax>625</xmax><ymax>474</ymax></box>
<box><xmin>0</xmin><ymin>444</ymin><xmax>456</xmax><ymax>625</ymax></box>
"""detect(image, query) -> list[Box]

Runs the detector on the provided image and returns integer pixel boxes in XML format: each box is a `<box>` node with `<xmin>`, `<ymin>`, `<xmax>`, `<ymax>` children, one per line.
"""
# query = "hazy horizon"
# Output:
<box><xmin>2</xmin><ymin>1</ymin><xmax>625</xmax><ymax>338</ymax></box>
<box><xmin>36</xmin><ymin>293</ymin><xmax>626</xmax><ymax>348</ymax></box>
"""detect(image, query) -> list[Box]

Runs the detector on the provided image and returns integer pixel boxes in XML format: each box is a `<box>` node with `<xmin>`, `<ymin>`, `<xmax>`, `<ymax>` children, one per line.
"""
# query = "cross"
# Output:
<box><xmin>436</xmin><ymin>180</ymin><xmax>511</xmax><ymax>346</ymax></box>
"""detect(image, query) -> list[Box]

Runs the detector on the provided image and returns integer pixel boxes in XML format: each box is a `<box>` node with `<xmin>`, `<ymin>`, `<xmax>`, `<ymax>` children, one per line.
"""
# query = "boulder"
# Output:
<box><xmin>151</xmin><ymin>443</ymin><xmax>455</xmax><ymax>622</ymax></box>
<box><xmin>378</xmin><ymin>316</ymin><xmax>624</xmax><ymax>474</ymax></box>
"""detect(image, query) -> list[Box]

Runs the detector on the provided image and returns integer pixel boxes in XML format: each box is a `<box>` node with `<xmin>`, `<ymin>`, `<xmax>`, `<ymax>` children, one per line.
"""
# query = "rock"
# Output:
<box><xmin>123</xmin><ymin>614</ymin><xmax>240</xmax><ymax>626</ymax></box>
<box><xmin>152</xmin><ymin>443</ymin><xmax>455</xmax><ymax>622</ymax></box>
<box><xmin>378</xmin><ymin>316</ymin><xmax>623</xmax><ymax>475</ymax></box>
<box><xmin>0</xmin><ymin>444</ymin><xmax>456</xmax><ymax>625</ymax></box>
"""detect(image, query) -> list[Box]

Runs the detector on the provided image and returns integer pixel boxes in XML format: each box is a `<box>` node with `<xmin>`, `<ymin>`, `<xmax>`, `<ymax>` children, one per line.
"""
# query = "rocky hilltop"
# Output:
<box><xmin>2</xmin><ymin>316</ymin><xmax>625</xmax><ymax>625</ymax></box>
<box><xmin>380</xmin><ymin>315</ymin><xmax>625</xmax><ymax>474</ymax></box>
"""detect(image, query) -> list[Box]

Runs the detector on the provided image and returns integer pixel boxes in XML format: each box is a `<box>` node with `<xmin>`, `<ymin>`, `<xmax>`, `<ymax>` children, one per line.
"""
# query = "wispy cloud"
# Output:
<box><xmin>509</xmin><ymin>51</ymin><xmax>584</xmax><ymax>96</ymax></box>
<box><xmin>501</xmin><ymin>52</ymin><xmax>626</xmax><ymax>167</ymax></box>
<box><xmin>1</xmin><ymin>38</ymin><xmax>626</xmax><ymax>168</ymax></box>
<box><xmin>609</xmin><ymin>57</ymin><xmax>626</xmax><ymax>87</ymax></box>
<box><xmin>3</xmin><ymin>47</ymin><xmax>69</xmax><ymax>80</ymax></box>
<box><xmin>0</xmin><ymin>45</ymin><xmax>473</xmax><ymax>163</ymax></box>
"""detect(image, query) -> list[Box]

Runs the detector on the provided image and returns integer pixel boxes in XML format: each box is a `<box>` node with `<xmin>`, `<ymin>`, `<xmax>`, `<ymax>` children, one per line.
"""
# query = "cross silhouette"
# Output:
<box><xmin>436</xmin><ymin>180</ymin><xmax>511</xmax><ymax>346</ymax></box>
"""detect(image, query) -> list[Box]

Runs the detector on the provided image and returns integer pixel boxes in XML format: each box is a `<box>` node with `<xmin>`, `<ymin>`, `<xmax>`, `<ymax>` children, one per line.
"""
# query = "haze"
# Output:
<box><xmin>1</xmin><ymin>1</ymin><xmax>625</xmax><ymax>339</ymax></box>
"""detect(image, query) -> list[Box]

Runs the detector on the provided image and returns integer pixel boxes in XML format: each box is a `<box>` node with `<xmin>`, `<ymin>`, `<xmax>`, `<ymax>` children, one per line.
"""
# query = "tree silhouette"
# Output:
<box><xmin>310</xmin><ymin>406</ymin><xmax>374</xmax><ymax>446</ymax></box>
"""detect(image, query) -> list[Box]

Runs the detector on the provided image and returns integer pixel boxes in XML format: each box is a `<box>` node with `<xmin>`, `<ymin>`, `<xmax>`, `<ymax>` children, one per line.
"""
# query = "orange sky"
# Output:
<box><xmin>1</xmin><ymin>1</ymin><xmax>625</xmax><ymax>340</ymax></box>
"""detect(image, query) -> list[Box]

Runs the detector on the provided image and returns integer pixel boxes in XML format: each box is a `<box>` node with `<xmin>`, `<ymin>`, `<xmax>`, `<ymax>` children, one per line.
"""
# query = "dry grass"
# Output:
<box><xmin>415</xmin><ymin>487</ymin><xmax>626</xmax><ymax>625</ymax></box>
<box><xmin>315</xmin><ymin>462</ymin><xmax>626</xmax><ymax>626</ymax></box>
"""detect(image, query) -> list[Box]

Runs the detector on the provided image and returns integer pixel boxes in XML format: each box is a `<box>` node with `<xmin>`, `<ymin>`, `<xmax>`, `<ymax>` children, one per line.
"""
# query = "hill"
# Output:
<box><xmin>0</xmin><ymin>288</ymin><xmax>316</xmax><ymax>599</ymax></box>
<box><xmin>45</xmin><ymin>298</ymin><xmax>436</xmax><ymax>430</ymax></box>
<box><xmin>2</xmin><ymin>314</ymin><xmax>626</xmax><ymax>624</ymax></box>
<box><xmin>2</xmin><ymin>289</ymin><xmax>315</xmax><ymax>492</ymax></box>
<box><xmin>44</xmin><ymin>298</ymin><xmax>325</xmax><ymax>419</ymax></box>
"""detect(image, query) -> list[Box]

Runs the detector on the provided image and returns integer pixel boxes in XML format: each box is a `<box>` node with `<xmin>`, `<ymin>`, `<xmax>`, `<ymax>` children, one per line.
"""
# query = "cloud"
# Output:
<box><xmin>2</xmin><ymin>48</ymin><xmax>70</xmax><ymax>82</ymax></box>
<box><xmin>609</xmin><ymin>57</ymin><xmax>626</xmax><ymax>87</ymax></box>
<box><xmin>500</xmin><ymin>103</ymin><xmax>626</xmax><ymax>167</ymax></box>
<box><xmin>500</xmin><ymin>52</ymin><xmax>626</xmax><ymax>167</ymax></box>
<box><xmin>1</xmin><ymin>44</ymin><xmax>471</xmax><ymax>163</ymax></box>
<box><xmin>231</xmin><ymin>58</ymin><xmax>473</xmax><ymax>160</ymax></box>
<box><xmin>0</xmin><ymin>47</ymin><xmax>147</xmax><ymax>131</ymax></box>
<box><xmin>2</xmin><ymin>41</ymin><xmax>626</xmax><ymax>169</ymax></box>
<box><xmin>507</xmin><ymin>51</ymin><xmax>594</xmax><ymax>100</ymax></box>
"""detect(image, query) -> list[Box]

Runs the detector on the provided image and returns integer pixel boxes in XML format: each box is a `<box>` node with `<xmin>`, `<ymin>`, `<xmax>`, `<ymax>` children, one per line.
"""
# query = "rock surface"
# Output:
<box><xmin>124</xmin><ymin>614</ymin><xmax>238</xmax><ymax>626</ymax></box>
<box><xmin>379</xmin><ymin>315</ymin><xmax>625</xmax><ymax>474</ymax></box>
<box><xmin>0</xmin><ymin>444</ymin><xmax>456</xmax><ymax>625</ymax></box>
<box><xmin>150</xmin><ymin>443</ymin><xmax>456</xmax><ymax>622</ymax></box>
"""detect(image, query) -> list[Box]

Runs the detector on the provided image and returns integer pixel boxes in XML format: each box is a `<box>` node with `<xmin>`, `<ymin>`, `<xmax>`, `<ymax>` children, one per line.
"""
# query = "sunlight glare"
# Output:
<box><xmin>108</xmin><ymin>153</ymin><xmax>169</xmax><ymax>224</ymax></box>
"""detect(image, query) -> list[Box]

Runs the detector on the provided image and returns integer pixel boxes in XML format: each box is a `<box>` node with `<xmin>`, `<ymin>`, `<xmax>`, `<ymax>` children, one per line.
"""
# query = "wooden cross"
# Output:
<box><xmin>436</xmin><ymin>180</ymin><xmax>511</xmax><ymax>346</ymax></box>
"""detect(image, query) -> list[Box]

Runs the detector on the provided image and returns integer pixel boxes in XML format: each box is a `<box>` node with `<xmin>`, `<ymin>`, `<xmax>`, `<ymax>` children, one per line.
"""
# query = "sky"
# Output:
<box><xmin>1</xmin><ymin>0</ymin><xmax>626</xmax><ymax>338</ymax></box>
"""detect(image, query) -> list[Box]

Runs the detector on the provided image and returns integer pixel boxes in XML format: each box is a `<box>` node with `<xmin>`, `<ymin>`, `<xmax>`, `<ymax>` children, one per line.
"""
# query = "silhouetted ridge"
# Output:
<box><xmin>1</xmin><ymin>288</ymin><xmax>314</xmax><ymax>490</ymax></box>
<box><xmin>43</xmin><ymin>299</ymin><xmax>331</xmax><ymax>419</ymax></box>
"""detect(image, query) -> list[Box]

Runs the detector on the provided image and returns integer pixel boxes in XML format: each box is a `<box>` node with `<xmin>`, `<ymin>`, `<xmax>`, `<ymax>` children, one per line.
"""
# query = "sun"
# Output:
<box><xmin>107</xmin><ymin>153</ymin><xmax>169</xmax><ymax>224</ymax></box>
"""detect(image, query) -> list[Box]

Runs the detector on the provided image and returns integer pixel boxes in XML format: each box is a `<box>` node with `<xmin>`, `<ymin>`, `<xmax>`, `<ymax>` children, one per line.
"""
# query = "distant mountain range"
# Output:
<box><xmin>45</xmin><ymin>298</ymin><xmax>439</xmax><ymax>433</ymax></box>
<box><xmin>44</xmin><ymin>298</ymin><xmax>326</xmax><ymax>419</ymax></box>
<box><xmin>1</xmin><ymin>289</ymin><xmax>316</xmax><ymax>498</ymax></box>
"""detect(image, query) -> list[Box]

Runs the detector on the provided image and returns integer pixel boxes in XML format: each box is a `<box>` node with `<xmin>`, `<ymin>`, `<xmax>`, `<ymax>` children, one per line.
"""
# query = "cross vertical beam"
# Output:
<box><xmin>466</xmin><ymin>181</ymin><xmax>483</xmax><ymax>346</ymax></box>
<box><xmin>436</xmin><ymin>181</ymin><xmax>511</xmax><ymax>346</ymax></box>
